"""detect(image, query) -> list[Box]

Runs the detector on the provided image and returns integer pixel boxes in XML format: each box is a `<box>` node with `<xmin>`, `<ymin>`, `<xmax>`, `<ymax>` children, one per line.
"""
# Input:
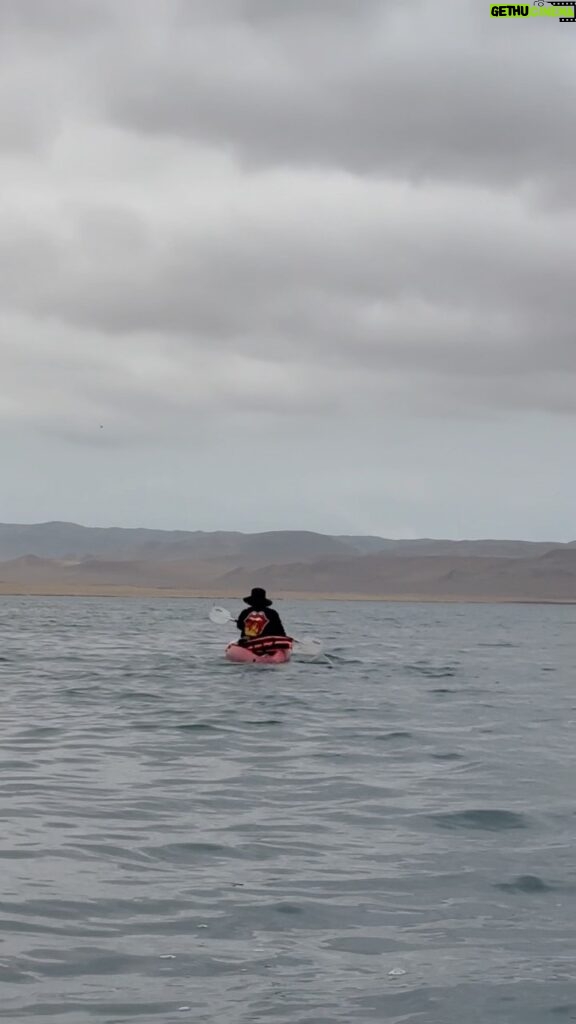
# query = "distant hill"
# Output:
<box><xmin>337</xmin><ymin>537</ymin><xmax>570</xmax><ymax>559</ymax></box>
<box><xmin>0</xmin><ymin>522</ymin><xmax>243</xmax><ymax>561</ymax></box>
<box><xmin>0</xmin><ymin>523</ymin><xmax>356</xmax><ymax>562</ymax></box>
<box><xmin>0</xmin><ymin>522</ymin><xmax>574</xmax><ymax>601</ymax></box>
<box><xmin>218</xmin><ymin>549</ymin><xmax>576</xmax><ymax>601</ymax></box>
<box><xmin>0</xmin><ymin>521</ymin><xmax>567</xmax><ymax>562</ymax></box>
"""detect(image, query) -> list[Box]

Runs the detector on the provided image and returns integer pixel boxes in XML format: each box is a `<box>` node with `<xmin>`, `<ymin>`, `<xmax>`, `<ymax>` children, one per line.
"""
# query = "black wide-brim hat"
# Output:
<box><xmin>243</xmin><ymin>587</ymin><xmax>272</xmax><ymax>607</ymax></box>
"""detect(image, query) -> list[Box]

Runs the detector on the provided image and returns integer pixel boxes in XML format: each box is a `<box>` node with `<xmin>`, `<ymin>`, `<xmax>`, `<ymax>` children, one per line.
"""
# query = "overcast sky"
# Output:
<box><xmin>1</xmin><ymin>0</ymin><xmax>575</xmax><ymax>540</ymax></box>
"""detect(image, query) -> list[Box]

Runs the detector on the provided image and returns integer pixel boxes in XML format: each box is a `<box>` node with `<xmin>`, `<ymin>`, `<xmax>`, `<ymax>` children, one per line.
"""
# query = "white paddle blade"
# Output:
<box><xmin>209</xmin><ymin>606</ymin><xmax>233</xmax><ymax>625</ymax></box>
<box><xmin>292</xmin><ymin>637</ymin><xmax>323</xmax><ymax>657</ymax></box>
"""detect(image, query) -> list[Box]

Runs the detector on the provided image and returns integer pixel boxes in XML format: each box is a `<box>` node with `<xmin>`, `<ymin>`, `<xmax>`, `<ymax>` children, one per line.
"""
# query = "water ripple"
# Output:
<box><xmin>0</xmin><ymin>596</ymin><xmax>575</xmax><ymax>1023</ymax></box>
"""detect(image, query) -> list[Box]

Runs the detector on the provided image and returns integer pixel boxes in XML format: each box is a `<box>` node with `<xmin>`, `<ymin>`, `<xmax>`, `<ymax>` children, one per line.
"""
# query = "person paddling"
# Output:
<box><xmin>236</xmin><ymin>588</ymin><xmax>290</xmax><ymax>652</ymax></box>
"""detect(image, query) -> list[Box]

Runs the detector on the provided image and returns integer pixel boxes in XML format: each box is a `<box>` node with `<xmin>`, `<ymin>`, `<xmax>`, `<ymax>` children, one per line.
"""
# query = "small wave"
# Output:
<box><xmin>174</xmin><ymin>722</ymin><xmax>222</xmax><ymax>733</ymax></box>
<box><xmin>495</xmin><ymin>875</ymin><xmax>552</xmax><ymax>893</ymax></box>
<box><xmin>431</xmin><ymin>809</ymin><xmax>529</xmax><ymax>831</ymax></box>
<box><xmin>376</xmin><ymin>731</ymin><xmax>413</xmax><ymax>741</ymax></box>
<box><xmin>404</xmin><ymin>662</ymin><xmax>458</xmax><ymax>678</ymax></box>
<box><xmin>478</xmin><ymin>641</ymin><xmax>518</xmax><ymax>648</ymax></box>
<box><xmin>144</xmin><ymin>841</ymin><xmax>244</xmax><ymax>863</ymax></box>
<box><xmin>324</xmin><ymin>935</ymin><xmax>401</xmax><ymax>955</ymax></box>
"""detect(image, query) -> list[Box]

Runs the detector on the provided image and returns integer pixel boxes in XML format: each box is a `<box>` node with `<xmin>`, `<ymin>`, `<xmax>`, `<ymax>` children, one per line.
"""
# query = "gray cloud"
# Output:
<box><xmin>103</xmin><ymin>1</ymin><xmax>576</xmax><ymax>192</ymax></box>
<box><xmin>0</xmin><ymin>0</ymin><xmax>575</xmax><ymax>536</ymax></box>
<box><xmin>2</xmin><ymin>179</ymin><xmax>575</xmax><ymax>415</ymax></box>
<box><xmin>0</xmin><ymin>0</ymin><xmax>106</xmax><ymax>33</ymax></box>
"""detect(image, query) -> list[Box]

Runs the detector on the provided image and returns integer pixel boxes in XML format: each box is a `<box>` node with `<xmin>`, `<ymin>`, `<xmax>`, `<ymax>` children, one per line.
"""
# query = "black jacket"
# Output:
<box><xmin>236</xmin><ymin>606</ymin><xmax>287</xmax><ymax>640</ymax></box>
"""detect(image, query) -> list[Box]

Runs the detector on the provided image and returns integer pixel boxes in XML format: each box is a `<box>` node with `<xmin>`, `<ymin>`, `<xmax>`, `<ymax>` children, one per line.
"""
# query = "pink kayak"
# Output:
<box><xmin>225</xmin><ymin>639</ymin><xmax>293</xmax><ymax>665</ymax></box>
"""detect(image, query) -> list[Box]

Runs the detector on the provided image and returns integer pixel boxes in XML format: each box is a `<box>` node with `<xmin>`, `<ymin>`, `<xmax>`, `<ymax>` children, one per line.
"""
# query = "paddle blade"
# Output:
<box><xmin>209</xmin><ymin>606</ymin><xmax>233</xmax><ymax>625</ymax></box>
<box><xmin>292</xmin><ymin>637</ymin><xmax>323</xmax><ymax>657</ymax></box>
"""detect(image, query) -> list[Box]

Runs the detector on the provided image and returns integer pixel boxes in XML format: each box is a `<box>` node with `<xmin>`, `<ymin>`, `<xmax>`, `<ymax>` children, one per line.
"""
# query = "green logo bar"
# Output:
<box><xmin>490</xmin><ymin>2</ymin><xmax>576</xmax><ymax>16</ymax></box>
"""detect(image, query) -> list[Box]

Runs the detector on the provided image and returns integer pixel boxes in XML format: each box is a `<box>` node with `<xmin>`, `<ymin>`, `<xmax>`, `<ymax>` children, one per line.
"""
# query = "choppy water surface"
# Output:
<box><xmin>0</xmin><ymin>597</ymin><xmax>575</xmax><ymax>1023</ymax></box>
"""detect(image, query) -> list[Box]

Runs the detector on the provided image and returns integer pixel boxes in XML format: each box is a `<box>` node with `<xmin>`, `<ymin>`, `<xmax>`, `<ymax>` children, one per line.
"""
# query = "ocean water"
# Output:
<box><xmin>0</xmin><ymin>596</ymin><xmax>575</xmax><ymax>1024</ymax></box>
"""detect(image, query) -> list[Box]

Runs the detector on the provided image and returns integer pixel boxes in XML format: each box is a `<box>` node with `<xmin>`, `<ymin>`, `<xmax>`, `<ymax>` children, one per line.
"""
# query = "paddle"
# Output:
<box><xmin>209</xmin><ymin>606</ymin><xmax>327</xmax><ymax>660</ymax></box>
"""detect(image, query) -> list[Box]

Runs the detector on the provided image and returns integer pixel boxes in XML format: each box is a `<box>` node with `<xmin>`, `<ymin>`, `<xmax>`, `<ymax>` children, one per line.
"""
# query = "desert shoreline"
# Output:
<box><xmin>0</xmin><ymin>583</ymin><xmax>574</xmax><ymax>605</ymax></box>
